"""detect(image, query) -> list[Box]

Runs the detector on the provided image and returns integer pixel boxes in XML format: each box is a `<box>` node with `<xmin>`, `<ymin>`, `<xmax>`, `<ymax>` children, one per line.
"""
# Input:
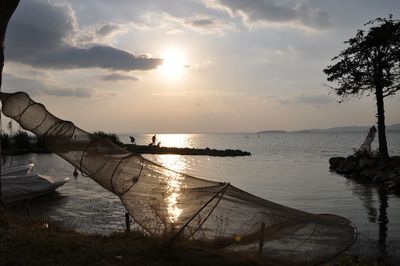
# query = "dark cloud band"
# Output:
<box><xmin>5</xmin><ymin>0</ymin><xmax>162</xmax><ymax>71</ymax></box>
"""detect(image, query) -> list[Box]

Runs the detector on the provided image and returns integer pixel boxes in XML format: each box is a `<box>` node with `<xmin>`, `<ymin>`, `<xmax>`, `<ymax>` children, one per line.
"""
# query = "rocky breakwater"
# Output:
<box><xmin>123</xmin><ymin>144</ymin><xmax>251</xmax><ymax>157</ymax></box>
<box><xmin>329</xmin><ymin>155</ymin><xmax>400</xmax><ymax>193</ymax></box>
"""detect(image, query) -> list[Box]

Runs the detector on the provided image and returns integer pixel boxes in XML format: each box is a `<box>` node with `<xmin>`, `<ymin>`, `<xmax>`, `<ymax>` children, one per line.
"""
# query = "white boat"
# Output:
<box><xmin>1</xmin><ymin>162</ymin><xmax>34</xmax><ymax>176</ymax></box>
<box><xmin>1</xmin><ymin>171</ymin><xmax>69</xmax><ymax>203</ymax></box>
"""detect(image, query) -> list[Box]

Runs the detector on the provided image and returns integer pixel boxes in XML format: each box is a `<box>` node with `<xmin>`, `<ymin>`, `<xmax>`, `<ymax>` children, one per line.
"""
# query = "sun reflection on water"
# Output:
<box><xmin>159</xmin><ymin>154</ymin><xmax>187</xmax><ymax>224</ymax></box>
<box><xmin>157</xmin><ymin>134</ymin><xmax>190</xmax><ymax>148</ymax></box>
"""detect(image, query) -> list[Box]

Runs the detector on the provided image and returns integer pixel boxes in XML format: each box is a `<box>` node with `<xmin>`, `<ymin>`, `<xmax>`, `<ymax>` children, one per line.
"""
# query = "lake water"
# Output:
<box><xmin>5</xmin><ymin>132</ymin><xmax>400</xmax><ymax>262</ymax></box>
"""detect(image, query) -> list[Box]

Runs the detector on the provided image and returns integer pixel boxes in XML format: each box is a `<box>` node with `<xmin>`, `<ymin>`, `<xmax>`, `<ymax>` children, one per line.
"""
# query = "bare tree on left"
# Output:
<box><xmin>1</xmin><ymin>0</ymin><xmax>20</xmax><ymax>206</ymax></box>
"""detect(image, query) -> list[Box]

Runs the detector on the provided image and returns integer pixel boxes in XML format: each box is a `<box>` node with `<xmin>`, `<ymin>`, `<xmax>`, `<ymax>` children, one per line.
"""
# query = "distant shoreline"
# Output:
<box><xmin>257</xmin><ymin>123</ymin><xmax>400</xmax><ymax>134</ymax></box>
<box><xmin>257</xmin><ymin>130</ymin><xmax>287</xmax><ymax>134</ymax></box>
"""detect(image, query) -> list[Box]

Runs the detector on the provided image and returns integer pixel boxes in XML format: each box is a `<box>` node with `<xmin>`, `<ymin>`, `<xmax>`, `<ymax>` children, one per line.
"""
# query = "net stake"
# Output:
<box><xmin>258</xmin><ymin>222</ymin><xmax>265</xmax><ymax>255</ymax></box>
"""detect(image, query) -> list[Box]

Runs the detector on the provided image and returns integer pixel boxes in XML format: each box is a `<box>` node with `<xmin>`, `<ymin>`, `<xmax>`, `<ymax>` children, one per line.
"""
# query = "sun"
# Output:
<box><xmin>158</xmin><ymin>49</ymin><xmax>187</xmax><ymax>80</ymax></box>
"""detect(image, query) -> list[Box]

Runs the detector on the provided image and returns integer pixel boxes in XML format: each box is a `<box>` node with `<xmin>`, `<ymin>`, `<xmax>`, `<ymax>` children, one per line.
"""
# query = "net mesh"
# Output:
<box><xmin>0</xmin><ymin>91</ymin><xmax>356</xmax><ymax>265</ymax></box>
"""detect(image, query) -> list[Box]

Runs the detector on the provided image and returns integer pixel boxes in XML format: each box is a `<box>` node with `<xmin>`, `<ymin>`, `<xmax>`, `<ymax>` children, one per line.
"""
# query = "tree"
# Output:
<box><xmin>1</xmin><ymin>0</ymin><xmax>20</xmax><ymax>91</ymax></box>
<box><xmin>324</xmin><ymin>15</ymin><xmax>400</xmax><ymax>159</ymax></box>
<box><xmin>1</xmin><ymin>0</ymin><xmax>21</xmax><ymax>206</ymax></box>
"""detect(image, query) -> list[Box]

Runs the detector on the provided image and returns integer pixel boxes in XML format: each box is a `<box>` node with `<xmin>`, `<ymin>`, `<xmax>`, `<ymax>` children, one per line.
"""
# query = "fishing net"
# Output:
<box><xmin>0</xmin><ymin>91</ymin><xmax>356</xmax><ymax>265</ymax></box>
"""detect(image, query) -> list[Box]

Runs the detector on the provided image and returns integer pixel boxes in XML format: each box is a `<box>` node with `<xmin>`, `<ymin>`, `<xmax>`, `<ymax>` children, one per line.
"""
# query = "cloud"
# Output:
<box><xmin>184</xmin><ymin>60</ymin><xmax>213</xmax><ymax>70</ymax></box>
<box><xmin>279</xmin><ymin>94</ymin><xmax>335</xmax><ymax>105</ymax></box>
<box><xmin>205</xmin><ymin>0</ymin><xmax>331</xmax><ymax>30</ymax></box>
<box><xmin>295</xmin><ymin>94</ymin><xmax>335</xmax><ymax>104</ymax></box>
<box><xmin>96</xmin><ymin>23</ymin><xmax>124</xmax><ymax>37</ymax></box>
<box><xmin>5</xmin><ymin>0</ymin><xmax>162</xmax><ymax>71</ymax></box>
<box><xmin>22</xmin><ymin>45</ymin><xmax>162</xmax><ymax>71</ymax></box>
<box><xmin>102</xmin><ymin>73</ymin><xmax>139</xmax><ymax>81</ymax></box>
<box><xmin>150</xmin><ymin>13</ymin><xmax>233</xmax><ymax>34</ymax></box>
<box><xmin>3</xmin><ymin>73</ymin><xmax>94</xmax><ymax>98</ymax></box>
<box><xmin>45</xmin><ymin>87</ymin><xmax>94</xmax><ymax>98</ymax></box>
<box><xmin>182</xmin><ymin>16</ymin><xmax>231</xmax><ymax>33</ymax></box>
<box><xmin>77</xmin><ymin>23</ymin><xmax>129</xmax><ymax>44</ymax></box>
<box><xmin>166</xmin><ymin>28</ymin><xmax>184</xmax><ymax>35</ymax></box>
<box><xmin>189</xmin><ymin>18</ymin><xmax>216</xmax><ymax>27</ymax></box>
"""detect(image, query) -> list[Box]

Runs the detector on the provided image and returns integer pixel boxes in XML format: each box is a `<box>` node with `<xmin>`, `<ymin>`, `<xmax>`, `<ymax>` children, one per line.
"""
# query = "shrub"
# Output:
<box><xmin>93</xmin><ymin>131</ymin><xmax>123</xmax><ymax>146</ymax></box>
<box><xmin>13</xmin><ymin>130</ymin><xmax>31</xmax><ymax>150</ymax></box>
<box><xmin>1</xmin><ymin>132</ymin><xmax>11</xmax><ymax>150</ymax></box>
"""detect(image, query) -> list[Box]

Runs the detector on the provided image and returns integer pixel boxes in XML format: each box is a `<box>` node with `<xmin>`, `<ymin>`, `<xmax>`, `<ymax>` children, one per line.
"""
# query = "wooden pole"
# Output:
<box><xmin>125</xmin><ymin>212</ymin><xmax>130</xmax><ymax>233</ymax></box>
<box><xmin>0</xmin><ymin>0</ymin><xmax>20</xmax><ymax>206</ymax></box>
<box><xmin>258</xmin><ymin>222</ymin><xmax>265</xmax><ymax>255</ymax></box>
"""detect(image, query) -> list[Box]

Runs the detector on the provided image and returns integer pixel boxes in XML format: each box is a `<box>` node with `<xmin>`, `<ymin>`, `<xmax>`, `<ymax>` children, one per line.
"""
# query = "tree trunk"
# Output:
<box><xmin>375</xmin><ymin>85</ymin><xmax>389</xmax><ymax>159</ymax></box>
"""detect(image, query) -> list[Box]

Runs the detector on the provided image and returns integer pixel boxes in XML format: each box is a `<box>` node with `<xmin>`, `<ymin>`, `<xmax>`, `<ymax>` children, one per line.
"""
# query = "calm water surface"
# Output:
<box><xmin>6</xmin><ymin>132</ymin><xmax>400</xmax><ymax>262</ymax></box>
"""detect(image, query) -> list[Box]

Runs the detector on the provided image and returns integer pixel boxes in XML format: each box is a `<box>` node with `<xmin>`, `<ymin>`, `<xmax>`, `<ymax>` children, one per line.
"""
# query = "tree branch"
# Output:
<box><xmin>383</xmin><ymin>88</ymin><xmax>400</xmax><ymax>98</ymax></box>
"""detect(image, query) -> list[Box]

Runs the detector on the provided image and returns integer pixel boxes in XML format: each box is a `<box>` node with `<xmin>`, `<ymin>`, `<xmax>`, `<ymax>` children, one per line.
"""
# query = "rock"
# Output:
<box><xmin>388</xmin><ymin>172</ymin><xmax>397</xmax><ymax>180</ymax></box>
<box><xmin>336</xmin><ymin>156</ymin><xmax>358</xmax><ymax>174</ymax></box>
<box><xmin>330</xmin><ymin>154</ymin><xmax>400</xmax><ymax>195</ymax></box>
<box><xmin>377</xmin><ymin>172</ymin><xmax>390</xmax><ymax>182</ymax></box>
<box><xmin>373</xmin><ymin>172</ymin><xmax>389</xmax><ymax>183</ymax></box>
<box><xmin>360</xmin><ymin>168</ymin><xmax>379</xmax><ymax>179</ymax></box>
<box><xmin>358</xmin><ymin>156</ymin><xmax>378</xmax><ymax>169</ymax></box>
<box><xmin>329</xmin><ymin>157</ymin><xmax>345</xmax><ymax>170</ymax></box>
<box><xmin>392</xmin><ymin>176</ymin><xmax>400</xmax><ymax>183</ymax></box>
<box><xmin>373</xmin><ymin>175</ymin><xmax>381</xmax><ymax>183</ymax></box>
<box><xmin>385</xmin><ymin>180</ymin><xmax>397</xmax><ymax>191</ymax></box>
<box><xmin>378</xmin><ymin>157</ymin><xmax>400</xmax><ymax>170</ymax></box>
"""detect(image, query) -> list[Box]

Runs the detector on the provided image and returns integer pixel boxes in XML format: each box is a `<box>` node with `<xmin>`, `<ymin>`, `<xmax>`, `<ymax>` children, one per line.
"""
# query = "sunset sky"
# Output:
<box><xmin>3</xmin><ymin>0</ymin><xmax>400</xmax><ymax>133</ymax></box>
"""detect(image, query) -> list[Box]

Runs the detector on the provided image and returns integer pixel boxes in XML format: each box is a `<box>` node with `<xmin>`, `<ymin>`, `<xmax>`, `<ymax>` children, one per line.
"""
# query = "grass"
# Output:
<box><xmin>0</xmin><ymin>211</ymin><xmax>253</xmax><ymax>266</ymax></box>
<box><xmin>0</xmin><ymin>212</ymin><xmax>167</xmax><ymax>265</ymax></box>
<box><xmin>334</xmin><ymin>255</ymin><xmax>389</xmax><ymax>266</ymax></box>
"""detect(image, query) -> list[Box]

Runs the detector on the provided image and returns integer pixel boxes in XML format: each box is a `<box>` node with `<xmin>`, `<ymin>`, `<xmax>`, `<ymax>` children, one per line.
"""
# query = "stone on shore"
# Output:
<box><xmin>329</xmin><ymin>155</ymin><xmax>400</xmax><ymax>193</ymax></box>
<box><xmin>336</xmin><ymin>156</ymin><xmax>359</xmax><ymax>174</ymax></box>
<box><xmin>329</xmin><ymin>157</ymin><xmax>345</xmax><ymax>170</ymax></box>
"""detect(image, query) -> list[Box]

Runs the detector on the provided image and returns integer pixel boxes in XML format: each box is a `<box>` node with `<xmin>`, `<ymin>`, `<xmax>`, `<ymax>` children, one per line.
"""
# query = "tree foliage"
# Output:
<box><xmin>324</xmin><ymin>15</ymin><xmax>400</xmax><ymax>101</ymax></box>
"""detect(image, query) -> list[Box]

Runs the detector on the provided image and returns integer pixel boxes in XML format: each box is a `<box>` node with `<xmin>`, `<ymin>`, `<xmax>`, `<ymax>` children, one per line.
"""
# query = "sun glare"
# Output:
<box><xmin>159</xmin><ymin>49</ymin><xmax>187</xmax><ymax>80</ymax></box>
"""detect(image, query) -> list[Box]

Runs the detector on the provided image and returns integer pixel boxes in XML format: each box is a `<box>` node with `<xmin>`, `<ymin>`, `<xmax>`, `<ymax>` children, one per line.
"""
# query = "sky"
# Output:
<box><xmin>2</xmin><ymin>0</ymin><xmax>400</xmax><ymax>133</ymax></box>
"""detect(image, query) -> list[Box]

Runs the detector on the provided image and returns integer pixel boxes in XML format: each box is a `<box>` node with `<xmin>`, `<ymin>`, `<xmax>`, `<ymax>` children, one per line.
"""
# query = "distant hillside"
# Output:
<box><xmin>258</xmin><ymin>130</ymin><xmax>287</xmax><ymax>134</ymax></box>
<box><xmin>307</xmin><ymin>126</ymin><xmax>371</xmax><ymax>133</ymax></box>
<box><xmin>258</xmin><ymin>123</ymin><xmax>400</xmax><ymax>134</ymax></box>
<box><xmin>388</xmin><ymin>123</ymin><xmax>400</xmax><ymax>132</ymax></box>
<box><xmin>306</xmin><ymin>123</ymin><xmax>400</xmax><ymax>133</ymax></box>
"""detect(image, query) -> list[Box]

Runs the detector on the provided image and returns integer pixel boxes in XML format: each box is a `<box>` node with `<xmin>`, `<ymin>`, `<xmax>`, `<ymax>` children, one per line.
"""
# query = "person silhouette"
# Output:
<box><xmin>152</xmin><ymin>135</ymin><xmax>156</xmax><ymax>144</ymax></box>
<box><xmin>129</xmin><ymin>136</ymin><xmax>136</xmax><ymax>144</ymax></box>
